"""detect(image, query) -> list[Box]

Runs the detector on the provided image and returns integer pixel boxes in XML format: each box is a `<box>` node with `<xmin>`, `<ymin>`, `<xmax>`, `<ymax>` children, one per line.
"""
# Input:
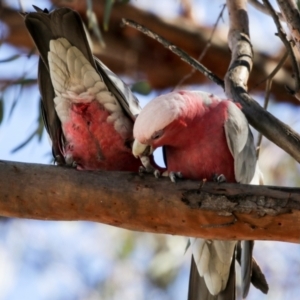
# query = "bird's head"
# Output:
<box><xmin>132</xmin><ymin>91</ymin><xmax>192</xmax><ymax>158</ymax></box>
<box><xmin>132</xmin><ymin>90</ymin><xmax>218</xmax><ymax>158</ymax></box>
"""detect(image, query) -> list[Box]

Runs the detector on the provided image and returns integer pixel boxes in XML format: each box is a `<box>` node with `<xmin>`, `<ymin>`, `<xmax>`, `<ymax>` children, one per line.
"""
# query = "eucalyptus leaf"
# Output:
<box><xmin>131</xmin><ymin>81</ymin><xmax>152</xmax><ymax>95</ymax></box>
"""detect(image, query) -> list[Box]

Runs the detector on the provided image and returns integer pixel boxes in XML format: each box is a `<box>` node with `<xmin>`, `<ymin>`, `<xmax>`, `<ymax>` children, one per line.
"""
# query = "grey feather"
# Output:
<box><xmin>95</xmin><ymin>58</ymin><xmax>141</xmax><ymax>120</ymax></box>
<box><xmin>224</xmin><ymin>102</ymin><xmax>268</xmax><ymax>298</ymax></box>
<box><xmin>38</xmin><ymin>58</ymin><xmax>64</xmax><ymax>163</ymax></box>
<box><xmin>240</xmin><ymin>241</ymin><xmax>253</xmax><ymax>298</ymax></box>
<box><xmin>188</xmin><ymin>254</ymin><xmax>236</xmax><ymax>300</ymax></box>
<box><xmin>236</xmin><ymin>241</ymin><xmax>269</xmax><ymax>295</ymax></box>
<box><xmin>224</xmin><ymin>102</ymin><xmax>256</xmax><ymax>184</ymax></box>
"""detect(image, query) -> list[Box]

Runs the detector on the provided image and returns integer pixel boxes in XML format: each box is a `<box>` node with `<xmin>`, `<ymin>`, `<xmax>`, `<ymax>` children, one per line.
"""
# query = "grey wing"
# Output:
<box><xmin>24</xmin><ymin>7</ymin><xmax>96</xmax><ymax>164</ymax></box>
<box><xmin>25</xmin><ymin>7</ymin><xmax>140</xmax><ymax>158</ymax></box>
<box><xmin>24</xmin><ymin>7</ymin><xmax>96</xmax><ymax>71</ymax></box>
<box><xmin>224</xmin><ymin>102</ymin><xmax>255</xmax><ymax>297</ymax></box>
<box><xmin>224</xmin><ymin>101</ymin><xmax>257</xmax><ymax>184</ymax></box>
<box><xmin>38</xmin><ymin>59</ymin><xmax>65</xmax><ymax>164</ymax></box>
<box><xmin>25</xmin><ymin>6</ymin><xmax>141</xmax><ymax>122</ymax></box>
<box><xmin>224</xmin><ymin>102</ymin><xmax>267</xmax><ymax>298</ymax></box>
<box><xmin>95</xmin><ymin>58</ymin><xmax>141</xmax><ymax>121</ymax></box>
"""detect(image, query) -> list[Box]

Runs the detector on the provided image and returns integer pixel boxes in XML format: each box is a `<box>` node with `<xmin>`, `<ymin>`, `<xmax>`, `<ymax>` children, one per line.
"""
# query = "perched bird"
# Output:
<box><xmin>24</xmin><ymin>6</ymin><xmax>143</xmax><ymax>171</ymax></box>
<box><xmin>132</xmin><ymin>90</ymin><xmax>268</xmax><ymax>299</ymax></box>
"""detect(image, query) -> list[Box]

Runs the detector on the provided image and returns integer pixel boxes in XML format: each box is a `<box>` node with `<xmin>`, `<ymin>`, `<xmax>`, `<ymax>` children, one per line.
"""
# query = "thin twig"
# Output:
<box><xmin>255</xmin><ymin>51</ymin><xmax>288</xmax><ymax>158</ymax></box>
<box><xmin>174</xmin><ymin>4</ymin><xmax>226</xmax><ymax>89</ymax></box>
<box><xmin>253</xmin><ymin>50</ymin><xmax>288</xmax><ymax>89</ymax></box>
<box><xmin>248</xmin><ymin>0</ymin><xmax>284</xmax><ymax>21</ymax></box>
<box><xmin>262</xmin><ymin>0</ymin><xmax>300</xmax><ymax>94</ymax></box>
<box><xmin>121</xmin><ymin>18</ymin><xmax>225</xmax><ymax>89</ymax></box>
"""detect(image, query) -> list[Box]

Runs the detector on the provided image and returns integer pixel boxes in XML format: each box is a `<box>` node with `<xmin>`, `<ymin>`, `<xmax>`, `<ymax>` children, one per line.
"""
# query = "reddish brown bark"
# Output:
<box><xmin>1</xmin><ymin>160</ymin><xmax>300</xmax><ymax>243</ymax></box>
<box><xmin>0</xmin><ymin>2</ymin><xmax>297</xmax><ymax>104</ymax></box>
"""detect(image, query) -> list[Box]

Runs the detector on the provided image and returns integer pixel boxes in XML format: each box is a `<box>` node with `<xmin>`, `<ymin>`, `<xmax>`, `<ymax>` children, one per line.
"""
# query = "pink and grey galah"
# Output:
<box><xmin>24</xmin><ymin>7</ymin><xmax>144</xmax><ymax>171</ymax></box>
<box><xmin>132</xmin><ymin>90</ymin><xmax>268</xmax><ymax>299</ymax></box>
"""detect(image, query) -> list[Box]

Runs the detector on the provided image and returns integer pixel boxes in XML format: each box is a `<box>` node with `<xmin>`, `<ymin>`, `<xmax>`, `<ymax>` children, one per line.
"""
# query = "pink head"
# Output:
<box><xmin>132</xmin><ymin>90</ymin><xmax>220</xmax><ymax>157</ymax></box>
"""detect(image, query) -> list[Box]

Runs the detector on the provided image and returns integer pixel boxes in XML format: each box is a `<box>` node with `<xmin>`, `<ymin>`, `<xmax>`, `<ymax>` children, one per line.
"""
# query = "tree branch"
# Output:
<box><xmin>277</xmin><ymin>0</ymin><xmax>300</xmax><ymax>54</ymax></box>
<box><xmin>225</xmin><ymin>0</ymin><xmax>300</xmax><ymax>162</ymax></box>
<box><xmin>1</xmin><ymin>2</ymin><xmax>299</xmax><ymax>104</ymax></box>
<box><xmin>121</xmin><ymin>19</ymin><xmax>225</xmax><ymax>88</ymax></box>
<box><xmin>249</xmin><ymin>0</ymin><xmax>284</xmax><ymax>21</ymax></box>
<box><xmin>1</xmin><ymin>160</ymin><xmax>300</xmax><ymax>243</ymax></box>
<box><xmin>263</xmin><ymin>0</ymin><xmax>300</xmax><ymax>97</ymax></box>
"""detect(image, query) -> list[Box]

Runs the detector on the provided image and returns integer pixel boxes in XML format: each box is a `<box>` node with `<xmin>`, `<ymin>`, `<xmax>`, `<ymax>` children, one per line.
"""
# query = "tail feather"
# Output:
<box><xmin>241</xmin><ymin>241</ymin><xmax>253</xmax><ymax>298</ymax></box>
<box><xmin>188</xmin><ymin>254</ymin><xmax>236</xmax><ymax>300</ymax></box>
<box><xmin>24</xmin><ymin>7</ymin><xmax>95</xmax><ymax>70</ymax></box>
<box><xmin>236</xmin><ymin>241</ymin><xmax>269</xmax><ymax>295</ymax></box>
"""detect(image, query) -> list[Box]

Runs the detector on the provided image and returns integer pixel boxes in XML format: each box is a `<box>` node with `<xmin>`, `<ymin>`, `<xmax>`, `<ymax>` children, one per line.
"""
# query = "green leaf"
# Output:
<box><xmin>11</xmin><ymin>106</ymin><xmax>46</xmax><ymax>152</ymax></box>
<box><xmin>37</xmin><ymin>106</ymin><xmax>45</xmax><ymax>142</ymax></box>
<box><xmin>86</xmin><ymin>0</ymin><xmax>105</xmax><ymax>48</ymax></box>
<box><xmin>184</xmin><ymin>239</ymin><xmax>191</xmax><ymax>254</ymax></box>
<box><xmin>131</xmin><ymin>81</ymin><xmax>152</xmax><ymax>95</ymax></box>
<box><xmin>118</xmin><ymin>233</ymin><xmax>135</xmax><ymax>259</ymax></box>
<box><xmin>13</xmin><ymin>78</ymin><xmax>36</xmax><ymax>85</ymax></box>
<box><xmin>103</xmin><ymin>0</ymin><xmax>115</xmax><ymax>31</ymax></box>
<box><xmin>11</xmin><ymin>130</ymin><xmax>37</xmax><ymax>153</ymax></box>
<box><xmin>0</xmin><ymin>54</ymin><xmax>20</xmax><ymax>63</ymax></box>
<box><xmin>0</xmin><ymin>98</ymin><xmax>3</xmax><ymax>125</ymax></box>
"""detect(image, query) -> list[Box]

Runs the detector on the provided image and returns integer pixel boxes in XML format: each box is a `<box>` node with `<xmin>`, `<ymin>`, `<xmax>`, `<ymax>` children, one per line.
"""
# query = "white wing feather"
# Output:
<box><xmin>192</xmin><ymin>238</ymin><xmax>236</xmax><ymax>295</ymax></box>
<box><xmin>48</xmin><ymin>38</ymin><xmax>135</xmax><ymax>138</ymax></box>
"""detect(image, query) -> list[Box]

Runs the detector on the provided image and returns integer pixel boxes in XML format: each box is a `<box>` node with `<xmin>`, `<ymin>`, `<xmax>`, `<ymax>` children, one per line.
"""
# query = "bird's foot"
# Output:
<box><xmin>162</xmin><ymin>171</ymin><xmax>183</xmax><ymax>183</ymax></box>
<box><xmin>139</xmin><ymin>156</ymin><xmax>160</xmax><ymax>178</ymax></box>
<box><xmin>212</xmin><ymin>173</ymin><xmax>226</xmax><ymax>183</ymax></box>
<box><xmin>54</xmin><ymin>154</ymin><xmax>65</xmax><ymax>166</ymax></box>
<box><xmin>65</xmin><ymin>155</ymin><xmax>78</xmax><ymax>168</ymax></box>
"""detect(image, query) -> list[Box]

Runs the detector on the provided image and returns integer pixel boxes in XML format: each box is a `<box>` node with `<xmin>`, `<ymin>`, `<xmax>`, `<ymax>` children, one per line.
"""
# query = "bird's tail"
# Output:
<box><xmin>188</xmin><ymin>253</ymin><xmax>236</xmax><ymax>300</ymax></box>
<box><xmin>187</xmin><ymin>239</ymin><xmax>268</xmax><ymax>300</ymax></box>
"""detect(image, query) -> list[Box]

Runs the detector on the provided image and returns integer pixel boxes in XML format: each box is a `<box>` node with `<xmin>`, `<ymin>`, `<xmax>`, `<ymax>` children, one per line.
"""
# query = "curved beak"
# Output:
<box><xmin>132</xmin><ymin>139</ymin><xmax>153</xmax><ymax>158</ymax></box>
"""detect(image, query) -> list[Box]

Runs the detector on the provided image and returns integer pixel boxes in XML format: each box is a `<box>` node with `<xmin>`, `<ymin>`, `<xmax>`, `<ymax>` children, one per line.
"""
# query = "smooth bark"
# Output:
<box><xmin>1</xmin><ymin>160</ymin><xmax>300</xmax><ymax>243</ymax></box>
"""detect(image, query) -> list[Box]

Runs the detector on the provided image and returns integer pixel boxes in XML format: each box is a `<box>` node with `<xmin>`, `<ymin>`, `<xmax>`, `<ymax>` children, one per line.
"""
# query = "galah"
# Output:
<box><xmin>132</xmin><ymin>90</ymin><xmax>268</xmax><ymax>299</ymax></box>
<box><xmin>23</xmin><ymin>7</ymin><xmax>143</xmax><ymax>171</ymax></box>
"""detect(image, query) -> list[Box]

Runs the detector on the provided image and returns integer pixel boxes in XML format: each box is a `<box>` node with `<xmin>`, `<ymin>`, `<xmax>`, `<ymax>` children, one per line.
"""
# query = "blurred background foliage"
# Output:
<box><xmin>1</xmin><ymin>0</ymin><xmax>300</xmax><ymax>299</ymax></box>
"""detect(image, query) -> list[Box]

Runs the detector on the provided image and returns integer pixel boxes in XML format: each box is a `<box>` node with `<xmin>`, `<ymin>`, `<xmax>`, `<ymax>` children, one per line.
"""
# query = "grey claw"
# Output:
<box><xmin>154</xmin><ymin>169</ymin><xmax>161</xmax><ymax>178</ymax></box>
<box><xmin>169</xmin><ymin>171</ymin><xmax>183</xmax><ymax>183</ymax></box>
<box><xmin>176</xmin><ymin>172</ymin><xmax>183</xmax><ymax>179</ymax></box>
<box><xmin>139</xmin><ymin>164</ymin><xmax>160</xmax><ymax>178</ymax></box>
<box><xmin>139</xmin><ymin>156</ymin><xmax>160</xmax><ymax>178</ymax></box>
<box><xmin>213</xmin><ymin>173</ymin><xmax>227</xmax><ymax>183</ymax></box>
<box><xmin>139</xmin><ymin>166</ymin><xmax>146</xmax><ymax>174</ymax></box>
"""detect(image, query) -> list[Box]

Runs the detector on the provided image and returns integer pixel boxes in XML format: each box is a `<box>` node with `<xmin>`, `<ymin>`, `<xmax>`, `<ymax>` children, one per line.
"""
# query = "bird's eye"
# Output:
<box><xmin>151</xmin><ymin>130</ymin><xmax>164</xmax><ymax>140</ymax></box>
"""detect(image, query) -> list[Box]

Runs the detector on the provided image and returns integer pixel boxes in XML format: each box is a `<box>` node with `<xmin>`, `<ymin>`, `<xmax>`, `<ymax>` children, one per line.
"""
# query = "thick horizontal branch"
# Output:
<box><xmin>0</xmin><ymin>2</ymin><xmax>299</xmax><ymax>104</ymax></box>
<box><xmin>1</xmin><ymin>160</ymin><xmax>300</xmax><ymax>243</ymax></box>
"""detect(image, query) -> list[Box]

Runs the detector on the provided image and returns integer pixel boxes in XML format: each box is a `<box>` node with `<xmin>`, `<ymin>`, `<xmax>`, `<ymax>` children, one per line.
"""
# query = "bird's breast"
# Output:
<box><xmin>165</xmin><ymin>101</ymin><xmax>236</xmax><ymax>182</ymax></box>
